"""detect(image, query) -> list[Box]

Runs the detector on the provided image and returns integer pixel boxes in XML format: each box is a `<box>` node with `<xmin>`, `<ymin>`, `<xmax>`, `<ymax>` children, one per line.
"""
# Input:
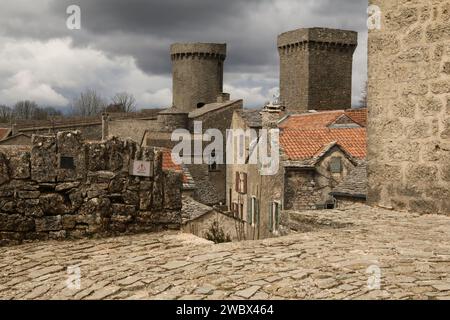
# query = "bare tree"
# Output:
<box><xmin>110</xmin><ymin>92</ymin><xmax>137</xmax><ymax>113</ymax></box>
<box><xmin>13</xmin><ymin>100</ymin><xmax>39</xmax><ymax>120</ymax></box>
<box><xmin>0</xmin><ymin>105</ymin><xmax>13</xmax><ymax>123</ymax></box>
<box><xmin>33</xmin><ymin>107</ymin><xmax>50</xmax><ymax>120</ymax></box>
<box><xmin>42</xmin><ymin>107</ymin><xmax>62</xmax><ymax>117</ymax></box>
<box><xmin>359</xmin><ymin>81</ymin><xmax>368</xmax><ymax>108</ymax></box>
<box><xmin>71</xmin><ymin>89</ymin><xmax>106</xmax><ymax>117</ymax></box>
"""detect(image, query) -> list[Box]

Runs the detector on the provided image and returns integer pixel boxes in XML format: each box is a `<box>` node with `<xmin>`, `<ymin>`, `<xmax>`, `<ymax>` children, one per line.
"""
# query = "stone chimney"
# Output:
<box><xmin>101</xmin><ymin>113</ymin><xmax>109</xmax><ymax>141</ymax></box>
<box><xmin>217</xmin><ymin>92</ymin><xmax>230</xmax><ymax>103</ymax></box>
<box><xmin>260</xmin><ymin>101</ymin><xmax>285</xmax><ymax>129</ymax></box>
<box><xmin>11</xmin><ymin>124</ymin><xmax>17</xmax><ymax>136</ymax></box>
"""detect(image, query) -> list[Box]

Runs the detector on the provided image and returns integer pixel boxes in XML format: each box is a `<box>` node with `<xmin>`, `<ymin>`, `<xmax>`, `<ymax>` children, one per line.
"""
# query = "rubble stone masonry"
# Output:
<box><xmin>0</xmin><ymin>131</ymin><xmax>182</xmax><ymax>246</ymax></box>
<box><xmin>368</xmin><ymin>0</ymin><xmax>450</xmax><ymax>214</ymax></box>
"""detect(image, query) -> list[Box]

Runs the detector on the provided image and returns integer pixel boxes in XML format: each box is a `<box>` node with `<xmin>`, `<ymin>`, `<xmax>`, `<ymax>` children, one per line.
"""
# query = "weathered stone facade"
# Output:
<box><xmin>0</xmin><ymin>131</ymin><xmax>182</xmax><ymax>246</ymax></box>
<box><xmin>181</xmin><ymin>196</ymin><xmax>240</xmax><ymax>241</ymax></box>
<box><xmin>368</xmin><ymin>0</ymin><xmax>450</xmax><ymax>214</ymax></box>
<box><xmin>284</xmin><ymin>147</ymin><xmax>357</xmax><ymax>211</ymax></box>
<box><xmin>278</xmin><ymin>28</ymin><xmax>357</xmax><ymax>113</ymax></box>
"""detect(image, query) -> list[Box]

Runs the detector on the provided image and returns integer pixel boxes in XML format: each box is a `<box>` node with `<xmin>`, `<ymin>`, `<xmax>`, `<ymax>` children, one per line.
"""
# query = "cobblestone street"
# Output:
<box><xmin>1</xmin><ymin>205</ymin><xmax>450</xmax><ymax>300</ymax></box>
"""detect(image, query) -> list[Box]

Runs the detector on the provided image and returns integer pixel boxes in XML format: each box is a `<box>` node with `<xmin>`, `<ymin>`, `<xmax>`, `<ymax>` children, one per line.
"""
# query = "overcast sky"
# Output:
<box><xmin>0</xmin><ymin>0</ymin><xmax>368</xmax><ymax>110</ymax></box>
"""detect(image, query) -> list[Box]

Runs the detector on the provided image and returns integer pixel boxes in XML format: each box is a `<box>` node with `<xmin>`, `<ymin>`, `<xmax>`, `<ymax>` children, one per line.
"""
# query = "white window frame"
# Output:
<box><xmin>250</xmin><ymin>196</ymin><xmax>257</xmax><ymax>227</ymax></box>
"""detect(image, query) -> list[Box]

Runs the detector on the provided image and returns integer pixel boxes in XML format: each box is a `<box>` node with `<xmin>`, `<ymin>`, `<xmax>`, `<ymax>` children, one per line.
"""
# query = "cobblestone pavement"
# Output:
<box><xmin>1</xmin><ymin>205</ymin><xmax>450</xmax><ymax>300</ymax></box>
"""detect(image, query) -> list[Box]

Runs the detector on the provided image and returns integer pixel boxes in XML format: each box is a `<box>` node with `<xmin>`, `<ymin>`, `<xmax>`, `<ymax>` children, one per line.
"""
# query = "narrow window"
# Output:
<box><xmin>239</xmin><ymin>203</ymin><xmax>244</xmax><ymax>220</ymax></box>
<box><xmin>238</xmin><ymin>172</ymin><xmax>247</xmax><ymax>194</ymax></box>
<box><xmin>270</xmin><ymin>201</ymin><xmax>280</xmax><ymax>233</ymax></box>
<box><xmin>330</xmin><ymin>157</ymin><xmax>342</xmax><ymax>173</ymax></box>
<box><xmin>232</xmin><ymin>202</ymin><xmax>239</xmax><ymax>217</ymax></box>
<box><xmin>251</xmin><ymin>196</ymin><xmax>257</xmax><ymax>226</ymax></box>
<box><xmin>235</xmin><ymin>171</ymin><xmax>247</xmax><ymax>194</ymax></box>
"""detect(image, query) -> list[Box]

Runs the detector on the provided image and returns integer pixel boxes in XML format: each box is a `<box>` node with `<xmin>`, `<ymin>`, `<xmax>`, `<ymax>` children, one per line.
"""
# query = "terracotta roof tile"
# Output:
<box><xmin>0</xmin><ymin>128</ymin><xmax>11</xmax><ymax>140</ymax></box>
<box><xmin>345</xmin><ymin>108</ymin><xmax>367</xmax><ymax>127</ymax></box>
<box><xmin>161</xmin><ymin>149</ymin><xmax>195</xmax><ymax>189</ymax></box>
<box><xmin>280</xmin><ymin>128</ymin><xmax>366</xmax><ymax>160</ymax></box>
<box><xmin>279</xmin><ymin>110</ymin><xmax>343</xmax><ymax>129</ymax></box>
<box><xmin>279</xmin><ymin>108</ymin><xmax>367</xmax><ymax>129</ymax></box>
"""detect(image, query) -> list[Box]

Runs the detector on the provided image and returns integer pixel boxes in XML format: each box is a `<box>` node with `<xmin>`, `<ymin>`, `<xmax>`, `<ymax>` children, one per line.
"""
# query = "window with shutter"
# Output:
<box><xmin>269</xmin><ymin>201</ymin><xmax>281</xmax><ymax>233</ymax></box>
<box><xmin>232</xmin><ymin>202</ymin><xmax>238</xmax><ymax>216</ymax></box>
<box><xmin>242</xmin><ymin>173</ymin><xmax>247</xmax><ymax>194</ymax></box>
<box><xmin>235</xmin><ymin>172</ymin><xmax>240</xmax><ymax>192</ymax></box>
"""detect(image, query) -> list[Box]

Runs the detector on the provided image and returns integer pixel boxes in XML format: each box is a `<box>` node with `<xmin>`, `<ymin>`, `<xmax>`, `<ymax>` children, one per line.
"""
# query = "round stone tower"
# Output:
<box><xmin>171</xmin><ymin>43</ymin><xmax>226</xmax><ymax>113</ymax></box>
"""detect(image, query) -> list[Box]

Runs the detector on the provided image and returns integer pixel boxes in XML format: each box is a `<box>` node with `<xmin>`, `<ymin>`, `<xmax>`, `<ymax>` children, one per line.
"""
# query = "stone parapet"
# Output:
<box><xmin>0</xmin><ymin>131</ymin><xmax>183</xmax><ymax>246</ymax></box>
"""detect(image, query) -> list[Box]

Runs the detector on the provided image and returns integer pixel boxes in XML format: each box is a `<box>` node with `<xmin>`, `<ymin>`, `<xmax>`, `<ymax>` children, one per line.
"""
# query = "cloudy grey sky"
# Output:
<box><xmin>0</xmin><ymin>0</ymin><xmax>368</xmax><ymax>110</ymax></box>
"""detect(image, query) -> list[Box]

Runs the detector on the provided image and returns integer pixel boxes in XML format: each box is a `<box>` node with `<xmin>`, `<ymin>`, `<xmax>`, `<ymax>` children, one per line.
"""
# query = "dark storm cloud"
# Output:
<box><xmin>47</xmin><ymin>0</ymin><xmax>276</xmax><ymax>75</ymax></box>
<box><xmin>51</xmin><ymin>0</ymin><xmax>264</xmax><ymax>37</ymax></box>
<box><xmin>0</xmin><ymin>0</ymin><xmax>368</xmax><ymax>108</ymax></box>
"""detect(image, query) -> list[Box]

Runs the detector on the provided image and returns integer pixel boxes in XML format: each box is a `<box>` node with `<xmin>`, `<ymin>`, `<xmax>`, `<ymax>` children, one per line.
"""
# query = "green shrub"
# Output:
<box><xmin>204</xmin><ymin>220</ymin><xmax>231</xmax><ymax>243</ymax></box>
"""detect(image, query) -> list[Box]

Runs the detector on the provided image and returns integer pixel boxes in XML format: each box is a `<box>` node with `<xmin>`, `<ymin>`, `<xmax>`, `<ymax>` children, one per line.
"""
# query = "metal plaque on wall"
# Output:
<box><xmin>130</xmin><ymin>160</ymin><xmax>153</xmax><ymax>177</ymax></box>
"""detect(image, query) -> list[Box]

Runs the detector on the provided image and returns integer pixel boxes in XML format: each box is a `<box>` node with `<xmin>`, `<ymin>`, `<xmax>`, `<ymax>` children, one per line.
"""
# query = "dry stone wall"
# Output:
<box><xmin>0</xmin><ymin>131</ymin><xmax>182</xmax><ymax>246</ymax></box>
<box><xmin>368</xmin><ymin>0</ymin><xmax>450</xmax><ymax>214</ymax></box>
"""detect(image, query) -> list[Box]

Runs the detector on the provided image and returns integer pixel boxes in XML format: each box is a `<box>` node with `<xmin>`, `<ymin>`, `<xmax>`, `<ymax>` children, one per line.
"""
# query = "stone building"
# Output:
<box><xmin>181</xmin><ymin>195</ymin><xmax>241</xmax><ymax>241</ymax></box>
<box><xmin>135</xmin><ymin>43</ymin><xmax>243</xmax><ymax>206</ymax></box>
<box><xmin>367</xmin><ymin>0</ymin><xmax>450</xmax><ymax>214</ymax></box>
<box><xmin>227</xmin><ymin>107</ymin><xmax>367</xmax><ymax>239</ymax></box>
<box><xmin>278</xmin><ymin>28</ymin><xmax>358</xmax><ymax>113</ymax></box>
<box><xmin>222</xmin><ymin>26</ymin><xmax>365</xmax><ymax>239</ymax></box>
<box><xmin>330</xmin><ymin>161</ymin><xmax>367</xmax><ymax>209</ymax></box>
<box><xmin>0</xmin><ymin>26</ymin><xmax>373</xmax><ymax>244</ymax></box>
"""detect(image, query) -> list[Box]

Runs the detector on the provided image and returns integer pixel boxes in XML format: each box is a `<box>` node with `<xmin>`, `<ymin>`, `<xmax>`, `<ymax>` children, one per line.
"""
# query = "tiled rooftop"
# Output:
<box><xmin>280</xmin><ymin>128</ymin><xmax>366</xmax><ymax>160</ymax></box>
<box><xmin>345</xmin><ymin>108</ymin><xmax>367</xmax><ymax>127</ymax></box>
<box><xmin>278</xmin><ymin>109</ymin><xmax>367</xmax><ymax>161</ymax></box>
<box><xmin>279</xmin><ymin>108</ymin><xmax>367</xmax><ymax>130</ymax></box>
<box><xmin>161</xmin><ymin>149</ymin><xmax>195</xmax><ymax>189</ymax></box>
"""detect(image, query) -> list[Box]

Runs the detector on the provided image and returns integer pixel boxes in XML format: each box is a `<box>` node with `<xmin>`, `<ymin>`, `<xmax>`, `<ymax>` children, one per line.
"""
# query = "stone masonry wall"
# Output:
<box><xmin>0</xmin><ymin>131</ymin><xmax>182</xmax><ymax>246</ymax></box>
<box><xmin>108</xmin><ymin>118</ymin><xmax>160</xmax><ymax>143</ymax></box>
<box><xmin>18</xmin><ymin>123</ymin><xmax>102</xmax><ymax>141</ymax></box>
<box><xmin>284</xmin><ymin>148</ymin><xmax>356</xmax><ymax>211</ymax></box>
<box><xmin>171</xmin><ymin>43</ymin><xmax>226</xmax><ymax>113</ymax></box>
<box><xmin>368</xmin><ymin>0</ymin><xmax>450</xmax><ymax>214</ymax></box>
<box><xmin>278</xmin><ymin>28</ymin><xmax>357</xmax><ymax>113</ymax></box>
